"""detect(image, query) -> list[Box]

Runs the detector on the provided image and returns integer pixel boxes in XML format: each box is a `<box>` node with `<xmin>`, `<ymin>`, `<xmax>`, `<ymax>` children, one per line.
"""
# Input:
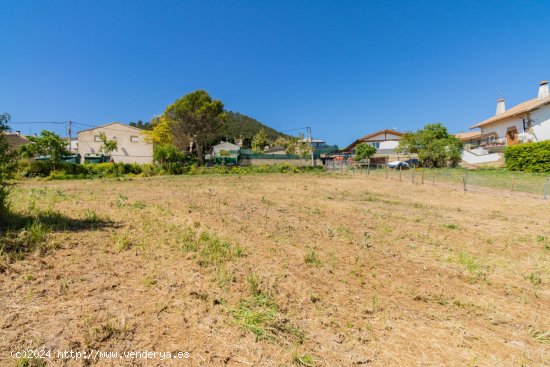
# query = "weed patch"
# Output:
<box><xmin>178</xmin><ymin>229</ymin><xmax>245</xmax><ymax>268</ymax></box>
<box><xmin>304</xmin><ymin>250</ymin><xmax>322</xmax><ymax>267</ymax></box>
<box><xmin>229</xmin><ymin>273</ymin><xmax>304</xmax><ymax>344</ymax></box>
<box><xmin>456</xmin><ymin>252</ymin><xmax>486</xmax><ymax>280</ymax></box>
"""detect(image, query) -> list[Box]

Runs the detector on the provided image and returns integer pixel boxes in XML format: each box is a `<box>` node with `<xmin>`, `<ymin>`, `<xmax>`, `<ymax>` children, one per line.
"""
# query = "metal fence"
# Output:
<box><xmin>325</xmin><ymin>161</ymin><xmax>550</xmax><ymax>199</ymax></box>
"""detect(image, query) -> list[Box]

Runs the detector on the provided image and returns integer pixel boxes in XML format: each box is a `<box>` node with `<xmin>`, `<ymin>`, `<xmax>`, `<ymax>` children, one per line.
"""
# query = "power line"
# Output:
<box><xmin>11</xmin><ymin>121</ymin><xmax>66</xmax><ymax>124</ymax></box>
<box><xmin>12</xmin><ymin>121</ymin><xmax>148</xmax><ymax>134</ymax></box>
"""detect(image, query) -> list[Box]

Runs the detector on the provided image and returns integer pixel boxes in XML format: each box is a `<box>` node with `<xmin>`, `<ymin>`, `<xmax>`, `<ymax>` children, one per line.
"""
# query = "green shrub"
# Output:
<box><xmin>23</xmin><ymin>161</ymin><xmax>89</xmax><ymax>177</ymax></box>
<box><xmin>505</xmin><ymin>141</ymin><xmax>550</xmax><ymax>172</ymax></box>
<box><xmin>20</xmin><ymin>160</ymin><xmax>323</xmax><ymax>180</ymax></box>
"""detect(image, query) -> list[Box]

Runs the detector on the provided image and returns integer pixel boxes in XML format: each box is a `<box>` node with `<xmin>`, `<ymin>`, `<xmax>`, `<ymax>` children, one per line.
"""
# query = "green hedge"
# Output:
<box><xmin>19</xmin><ymin>161</ymin><xmax>323</xmax><ymax>179</ymax></box>
<box><xmin>21</xmin><ymin>161</ymin><xmax>150</xmax><ymax>178</ymax></box>
<box><xmin>505</xmin><ymin>141</ymin><xmax>550</xmax><ymax>172</ymax></box>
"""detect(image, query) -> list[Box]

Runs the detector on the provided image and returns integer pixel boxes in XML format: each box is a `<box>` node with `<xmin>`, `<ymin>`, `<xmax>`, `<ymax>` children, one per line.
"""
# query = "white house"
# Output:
<box><xmin>301</xmin><ymin>137</ymin><xmax>327</xmax><ymax>148</ymax></box>
<box><xmin>343</xmin><ymin>129</ymin><xmax>405</xmax><ymax>165</ymax></box>
<box><xmin>77</xmin><ymin>122</ymin><xmax>153</xmax><ymax>164</ymax></box>
<box><xmin>344</xmin><ymin>129</ymin><xmax>403</xmax><ymax>152</ymax></box>
<box><xmin>470</xmin><ymin>80</ymin><xmax>550</xmax><ymax>147</ymax></box>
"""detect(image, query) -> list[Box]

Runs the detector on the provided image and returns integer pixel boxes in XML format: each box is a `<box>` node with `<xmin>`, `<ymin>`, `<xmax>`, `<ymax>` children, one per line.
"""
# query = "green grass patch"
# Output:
<box><xmin>456</xmin><ymin>252</ymin><xmax>486</xmax><ymax>280</ymax></box>
<box><xmin>178</xmin><ymin>228</ymin><xmax>245</xmax><ymax>268</ymax></box>
<box><xmin>229</xmin><ymin>272</ymin><xmax>304</xmax><ymax>344</ymax></box>
<box><xmin>304</xmin><ymin>250</ymin><xmax>322</xmax><ymax>267</ymax></box>
<box><xmin>292</xmin><ymin>352</ymin><xmax>316</xmax><ymax>366</ymax></box>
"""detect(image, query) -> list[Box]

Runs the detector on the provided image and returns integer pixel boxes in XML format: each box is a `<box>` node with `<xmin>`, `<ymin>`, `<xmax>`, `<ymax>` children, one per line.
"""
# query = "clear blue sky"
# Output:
<box><xmin>1</xmin><ymin>0</ymin><xmax>549</xmax><ymax>147</ymax></box>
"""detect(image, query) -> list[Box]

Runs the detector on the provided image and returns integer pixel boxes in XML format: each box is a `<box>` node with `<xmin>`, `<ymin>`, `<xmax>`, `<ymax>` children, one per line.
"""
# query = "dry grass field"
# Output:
<box><xmin>1</xmin><ymin>172</ymin><xmax>549</xmax><ymax>366</ymax></box>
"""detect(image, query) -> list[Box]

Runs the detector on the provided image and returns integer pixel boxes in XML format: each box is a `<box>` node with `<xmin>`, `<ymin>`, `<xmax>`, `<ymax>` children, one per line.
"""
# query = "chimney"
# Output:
<box><xmin>538</xmin><ymin>80</ymin><xmax>549</xmax><ymax>100</ymax></box>
<box><xmin>496</xmin><ymin>98</ymin><xmax>506</xmax><ymax>115</ymax></box>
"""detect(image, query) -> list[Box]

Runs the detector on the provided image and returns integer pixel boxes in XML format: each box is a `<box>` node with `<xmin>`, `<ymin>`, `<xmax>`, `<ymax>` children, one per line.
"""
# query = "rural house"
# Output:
<box><xmin>63</xmin><ymin>137</ymin><xmax>78</xmax><ymax>153</ymax></box>
<box><xmin>3</xmin><ymin>131</ymin><xmax>28</xmax><ymax>152</ymax></box>
<box><xmin>461</xmin><ymin>80</ymin><xmax>550</xmax><ymax>166</ymax></box>
<box><xmin>343</xmin><ymin>129</ymin><xmax>404</xmax><ymax>165</ymax></box>
<box><xmin>471</xmin><ymin>80</ymin><xmax>550</xmax><ymax>145</ymax></box>
<box><xmin>455</xmin><ymin>131</ymin><xmax>482</xmax><ymax>149</ymax></box>
<box><xmin>77</xmin><ymin>122</ymin><xmax>153</xmax><ymax>164</ymax></box>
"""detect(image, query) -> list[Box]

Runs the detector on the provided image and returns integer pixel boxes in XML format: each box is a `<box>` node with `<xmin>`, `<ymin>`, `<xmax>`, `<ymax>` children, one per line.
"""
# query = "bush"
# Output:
<box><xmin>23</xmin><ymin>161</ymin><xmax>88</xmax><ymax>177</ymax></box>
<box><xmin>505</xmin><ymin>141</ymin><xmax>550</xmax><ymax>172</ymax></box>
<box><xmin>19</xmin><ymin>160</ymin><xmax>323</xmax><ymax>180</ymax></box>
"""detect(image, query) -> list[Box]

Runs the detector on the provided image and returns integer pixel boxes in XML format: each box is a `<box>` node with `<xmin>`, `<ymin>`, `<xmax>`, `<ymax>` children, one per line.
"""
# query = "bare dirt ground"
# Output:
<box><xmin>1</xmin><ymin>173</ymin><xmax>549</xmax><ymax>366</ymax></box>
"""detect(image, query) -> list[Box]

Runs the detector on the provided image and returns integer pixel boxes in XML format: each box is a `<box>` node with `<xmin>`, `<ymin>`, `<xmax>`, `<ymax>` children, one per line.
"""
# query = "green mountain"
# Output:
<box><xmin>221</xmin><ymin>111</ymin><xmax>288</xmax><ymax>147</ymax></box>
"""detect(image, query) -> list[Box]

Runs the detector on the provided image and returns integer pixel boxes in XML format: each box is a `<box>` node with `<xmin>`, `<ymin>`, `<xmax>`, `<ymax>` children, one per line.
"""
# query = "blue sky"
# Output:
<box><xmin>1</xmin><ymin>0</ymin><xmax>549</xmax><ymax>147</ymax></box>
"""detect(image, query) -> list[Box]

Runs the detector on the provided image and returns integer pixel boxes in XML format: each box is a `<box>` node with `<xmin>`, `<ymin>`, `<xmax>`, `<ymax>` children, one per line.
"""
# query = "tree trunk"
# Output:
<box><xmin>195</xmin><ymin>140</ymin><xmax>205</xmax><ymax>166</ymax></box>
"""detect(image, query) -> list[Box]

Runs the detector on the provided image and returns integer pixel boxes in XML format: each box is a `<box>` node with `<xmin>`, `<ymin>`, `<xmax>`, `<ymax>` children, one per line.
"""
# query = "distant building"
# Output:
<box><xmin>77</xmin><ymin>122</ymin><xmax>153</xmax><ymax>164</ymax></box>
<box><xmin>343</xmin><ymin>129</ymin><xmax>405</xmax><ymax>165</ymax></box>
<box><xmin>301</xmin><ymin>137</ymin><xmax>327</xmax><ymax>148</ymax></box>
<box><xmin>209</xmin><ymin>141</ymin><xmax>240</xmax><ymax>165</ymax></box>
<box><xmin>63</xmin><ymin>137</ymin><xmax>78</xmax><ymax>152</ymax></box>
<box><xmin>3</xmin><ymin>131</ymin><xmax>28</xmax><ymax>151</ymax></box>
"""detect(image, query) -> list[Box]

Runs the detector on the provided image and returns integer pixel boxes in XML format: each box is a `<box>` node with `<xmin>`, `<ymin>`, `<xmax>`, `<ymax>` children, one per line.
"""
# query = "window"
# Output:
<box><xmin>370</xmin><ymin>142</ymin><xmax>380</xmax><ymax>149</ymax></box>
<box><xmin>94</xmin><ymin>135</ymin><xmax>101</xmax><ymax>142</ymax></box>
<box><xmin>130</xmin><ymin>136</ymin><xmax>139</xmax><ymax>142</ymax></box>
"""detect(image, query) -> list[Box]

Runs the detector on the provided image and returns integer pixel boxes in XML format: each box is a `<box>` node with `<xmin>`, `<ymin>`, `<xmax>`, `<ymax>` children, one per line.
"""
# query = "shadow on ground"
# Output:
<box><xmin>0</xmin><ymin>210</ymin><xmax>118</xmax><ymax>267</ymax></box>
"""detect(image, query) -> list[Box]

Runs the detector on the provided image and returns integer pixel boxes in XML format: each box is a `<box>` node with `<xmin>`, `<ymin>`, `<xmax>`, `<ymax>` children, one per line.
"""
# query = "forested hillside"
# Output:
<box><xmin>222</xmin><ymin>111</ymin><xmax>288</xmax><ymax>145</ymax></box>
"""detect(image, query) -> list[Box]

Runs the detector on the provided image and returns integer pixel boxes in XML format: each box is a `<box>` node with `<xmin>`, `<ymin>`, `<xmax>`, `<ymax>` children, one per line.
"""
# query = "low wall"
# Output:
<box><xmin>461</xmin><ymin>149</ymin><xmax>504</xmax><ymax>167</ymax></box>
<box><xmin>239</xmin><ymin>158</ymin><xmax>322</xmax><ymax>166</ymax></box>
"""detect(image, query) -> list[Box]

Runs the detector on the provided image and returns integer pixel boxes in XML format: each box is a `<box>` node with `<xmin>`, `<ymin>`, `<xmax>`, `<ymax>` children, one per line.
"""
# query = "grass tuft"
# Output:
<box><xmin>304</xmin><ymin>250</ymin><xmax>322</xmax><ymax>267</ymax></box>
<box><xmin>292</xmin><ymin>352</ymin><xmax>316</xmax><ymax>366</ymax></box>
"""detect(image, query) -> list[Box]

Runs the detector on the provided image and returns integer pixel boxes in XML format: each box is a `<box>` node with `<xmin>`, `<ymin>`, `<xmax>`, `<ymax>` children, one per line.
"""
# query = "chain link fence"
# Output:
<box><xmin>325</xmin><ymin>161</ymin><xmax>550</xmax><ymax>199</ymax></box>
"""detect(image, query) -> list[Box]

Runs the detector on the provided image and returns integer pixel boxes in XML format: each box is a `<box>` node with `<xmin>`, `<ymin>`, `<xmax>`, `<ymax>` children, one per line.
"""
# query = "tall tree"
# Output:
<box><xmin>251</xmin><ymin>128</ymin><xmax>269</xmax><ymax>153</ymax></box>
<box><xmin>129</xmin><ymin>120</ymin><xmax>153</xmax><ymax>130</ymax></box>
<box><xmin>397</xmin><ymin>123</ymin><xmax>463</xmax><ymax>168</ymax></box>
<box><xmin>21</xmin><ymin>130</ymin><xmax>69</xmax><ymax>164</ymax></box>
<box><xmin>145</xmin><ymin>116</ymin><xmax>176</xmax><ymax>146</ymax></box>
<box><xmin>0</xmin><ymin>113</ymin><xmax>17</xmax><ymax>216</ymax></box>
<box><xmin>164</xmin><ymin>90</ymin><xmax>226</xmax><ymax>165</ymax></box>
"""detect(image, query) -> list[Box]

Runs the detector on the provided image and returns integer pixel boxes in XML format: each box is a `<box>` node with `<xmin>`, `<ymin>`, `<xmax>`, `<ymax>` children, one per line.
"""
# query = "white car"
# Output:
<box><xmin>387</xmin><ymin>161</ymin><xmax>409</xmax><ymax>169</ymax></box>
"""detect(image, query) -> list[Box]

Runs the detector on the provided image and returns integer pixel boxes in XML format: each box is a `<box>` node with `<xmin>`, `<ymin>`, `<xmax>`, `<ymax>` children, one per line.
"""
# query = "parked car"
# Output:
<box><xmin>404</xmin><ymin>158</ymin><xmax>419</xmax><ymax>168</ymax></box>
<box><xmin>387</xmin><ymin>160</ymin><xmax>410</xmax><ymax>169</ymax></box>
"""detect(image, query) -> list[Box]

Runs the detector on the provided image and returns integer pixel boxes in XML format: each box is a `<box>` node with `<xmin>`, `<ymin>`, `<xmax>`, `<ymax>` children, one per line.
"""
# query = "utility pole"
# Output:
<box><xmin>67</xmin><ymin>120</ymin><xmax>73</xmax><ymax>152</ymax></box>
<box><xmin>306</xmin><ymin>126</ymin><xmax>314</xmax><ymax>166</ymax></box>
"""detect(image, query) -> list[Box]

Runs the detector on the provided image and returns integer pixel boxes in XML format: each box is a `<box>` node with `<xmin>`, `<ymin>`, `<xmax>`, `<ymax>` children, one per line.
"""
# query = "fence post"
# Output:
<box><xmin>432</xmin><ymin>170</ymin><xmax>435</xmax><ymax>185</ymax></box>
<box><xmin>367</xmin><ymin>164</ymin><xmax>370</xmax><ymax>176</ymax></box>
<box><xmin>399</xmin><ymin>166</ymin><xmax>402</xmax><ymax>182</ymax></box>
<box><xmin>421</xmin><ymin>169</ymin><xmax>424</xmax><ymax>185</ymax></box>
<box><xmin>545</xmin><ymin>177</ymin><xmax>549</xmax><ymax>200</ymax></box>
<box><xmin>411</xmin><ymin>171</ymin><xmax>415</xmax><ymax>184</ymax></box>
<box><xmin>463</xmin><ymin>171</ymin><xmax>468</xmax><ymax>192</ymax></box>
<box><xmin>385</xmin><ymin>167</ymin><xmax>388</xmax><ymax>179</ymax></box>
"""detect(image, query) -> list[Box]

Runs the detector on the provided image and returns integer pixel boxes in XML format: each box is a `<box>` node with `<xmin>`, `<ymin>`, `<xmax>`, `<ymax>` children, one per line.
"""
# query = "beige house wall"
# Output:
<box><xmin>77</xmin><ymin>123</ymin><xmax>153</xmax><ymax>164</ymax></box>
